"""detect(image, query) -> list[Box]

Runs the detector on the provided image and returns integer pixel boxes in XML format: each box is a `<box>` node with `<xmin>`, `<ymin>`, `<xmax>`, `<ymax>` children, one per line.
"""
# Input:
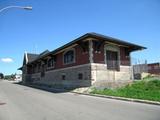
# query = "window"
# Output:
<box><xmin>106</xmin><ymin>50</ymin><xmax>119</xmax><ymax>71</ymax></box>
<box><xmin>78</xmin><ymin>73</ymin><xmax>83</xmax><ymax>80</ymax></box>
<box><xmin>62</xmin><ymin>74</ymin><xmax>66</xmax><ymax>80</ymax></box>
<box><xmin>63</xmin><ymin>50</ymin><xmax>75</xmax><ymax>64</ymax></box>
<box><xmin>47</xmin><ymin>58</ymin><xmax>55</xmax><ymax>68</ymax></box>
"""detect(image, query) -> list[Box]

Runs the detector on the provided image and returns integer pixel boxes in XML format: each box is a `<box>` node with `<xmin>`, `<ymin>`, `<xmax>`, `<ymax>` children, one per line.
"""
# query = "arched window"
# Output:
<box><xmin>63</xmin><ymin>50</ymin><xmax>75</xmax><ymax>64</ymax></box>
<box><xmin>47</xmin><ymin>58</ymin><xmax>55</xmax><ymax>68</ymax></box>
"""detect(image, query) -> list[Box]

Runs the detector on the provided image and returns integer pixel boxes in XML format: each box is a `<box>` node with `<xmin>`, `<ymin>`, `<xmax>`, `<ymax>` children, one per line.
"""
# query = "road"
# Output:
<box><xmin>0</xmin><ymin>81</ymin><xmax>160</xmax><ymax>120</ymax></box>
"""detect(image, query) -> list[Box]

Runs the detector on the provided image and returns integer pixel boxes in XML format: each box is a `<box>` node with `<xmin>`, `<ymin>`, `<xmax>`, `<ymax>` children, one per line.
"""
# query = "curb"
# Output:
<box><xmin>71</xmin><ymin>92</ymin><xmax>160</xmax><ymax>106</ymax></box>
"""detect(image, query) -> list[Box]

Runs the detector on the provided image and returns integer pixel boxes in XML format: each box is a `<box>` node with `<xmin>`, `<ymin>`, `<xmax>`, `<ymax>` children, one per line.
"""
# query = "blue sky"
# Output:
<box><xmin>0</xmin><ymin>0</ymin><xmax>160</xmax><ymax>75</ymax></box>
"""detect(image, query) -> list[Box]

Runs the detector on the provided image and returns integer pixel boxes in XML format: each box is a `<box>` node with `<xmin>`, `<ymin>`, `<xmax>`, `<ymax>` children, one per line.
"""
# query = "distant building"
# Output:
<box><xmin>147</xmin><ymin>63</ymin><xmax>160</xmax><ymax>75</ymax></box>
<box><xmin>133</xmin><ymin>62</ymin><xmax>160</xmax><ymax>79</ymax></box>
<box><xmin>19</xmin><ymin>32</ymin><xmax>145</xmax><ymax>88</ymax></box>
<box><xmin>15</xmin><ymin>74</ymin><xmax>22</xmax><ymax>81</ymax></box>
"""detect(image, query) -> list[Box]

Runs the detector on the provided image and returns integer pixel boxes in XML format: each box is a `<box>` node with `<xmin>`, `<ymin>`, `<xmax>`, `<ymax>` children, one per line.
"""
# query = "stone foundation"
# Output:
<box><xmin>29</xmin><ymin>64</ymin><xmax>91</xmax><ymax>88</ymax></box>
<box><xmin>91</xmin><ymin>63</ymin><xmax>133</xmax><ymax>88</ymax></box>
<box><xmin>23</xmin><ymin>63</ymin><xmax>133</xmax><ymax>89</ymax></box>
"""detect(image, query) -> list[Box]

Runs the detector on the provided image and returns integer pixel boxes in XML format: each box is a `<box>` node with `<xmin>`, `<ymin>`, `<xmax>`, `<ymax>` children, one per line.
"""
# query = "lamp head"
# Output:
<box><xmin>23</xmin><ymin>6</ymin><xmax>32</xmax><ymax>10</ymax></box>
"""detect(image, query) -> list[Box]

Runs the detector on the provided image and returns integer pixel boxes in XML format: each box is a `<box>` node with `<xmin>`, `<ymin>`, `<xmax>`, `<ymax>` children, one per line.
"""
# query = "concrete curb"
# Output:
<box><xmin>71</xmin><ymin>92</ymin><xmax>160</xmax><ymax>106</ymax></box>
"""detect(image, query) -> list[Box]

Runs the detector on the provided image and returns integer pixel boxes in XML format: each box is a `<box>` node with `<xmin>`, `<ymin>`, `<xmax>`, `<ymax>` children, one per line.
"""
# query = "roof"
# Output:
<box><xmin>28</xmin><ymin>50</ymin><xmax>50</xmax><ymax>63</ymax></box>
<box><xmin>148</xmin><ymin>62</ymin><xmax>160</xmax><ymax>66</ymax></box>
<box><xmin>87</xmin><ymin>32</ymin><xmax>146</xmax><ymax>50</ymax></box>
<box><xmin>28</xmin><ymin>32</ymin><xmax>146</xmax><ymax>64</ymax></box>
<box><xmin>50</xmin><ymin>32</ymin><xmax>145</xmax><ymax>54</ymax></box>
<box><xmin>38</xmin><ymin>50</ymin><xmax>50</xmax><ymax>58</ymax></box>
<box><xmin>27</xmin><ymin>53</ymin><xmax>39</xmax><ymax>63</ymax></box>
<box><xmin>18</xmin><ymin>50</ymin><xmax>50</xmax><ymax>69</ymax></box>
<box><xmin>18</xmin><ymin>67</ymin><xmax>22</xmax><ymax>70</ymax></box>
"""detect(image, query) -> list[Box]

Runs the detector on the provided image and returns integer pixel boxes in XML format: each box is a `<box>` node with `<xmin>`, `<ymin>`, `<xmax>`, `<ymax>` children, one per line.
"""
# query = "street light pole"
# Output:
<box><xmin>0</xmin><ymin>6</ymin><xmax>32</xmax><ymax>13</ymax></box>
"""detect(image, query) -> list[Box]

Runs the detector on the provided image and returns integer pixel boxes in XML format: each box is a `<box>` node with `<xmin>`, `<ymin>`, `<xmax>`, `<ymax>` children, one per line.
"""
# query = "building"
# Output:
<box><xmin>148</xmin><ymin>63</ymin><xmax>160</xmax><ymax>75</ymax></box>
<box><xmin>133</xmin><ymin>62</ymin><xmax>160</xmax><ymax>79</ymax></box>
<box><xmin>19</xmin><ymin>33</ymin><xmax>146</xmax><ymax>88</ymax></box>
<box><xmin>14</xmin><ymin>74</ymin><xmax>22</xmax><ymax>81</ymax></box>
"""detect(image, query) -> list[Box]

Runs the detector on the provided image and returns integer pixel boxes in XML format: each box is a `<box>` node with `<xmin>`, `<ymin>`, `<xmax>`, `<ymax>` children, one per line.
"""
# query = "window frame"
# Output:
<box><xmin>104</xmin><ymin>44</ymin><xmax>120</xmax><ymax>71</ymax></box>
<box><xmin>63</xmin><ymin>49</ymin><xmax>75</xmax><ymax>65</ymax></box>
<box><xmin>106</xmin><ymin>50</ymin><xmax>119</xmax><ymax>71</ymax></box>
<box><xmin>47</xmin><ymin>57</ymin><xmax>55</xmax><ymax>69</ymax></box>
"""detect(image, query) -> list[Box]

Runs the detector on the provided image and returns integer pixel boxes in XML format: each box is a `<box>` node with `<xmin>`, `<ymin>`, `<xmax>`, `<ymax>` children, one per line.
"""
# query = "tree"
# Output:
<box><xmin>4</xmin><ymin>74</ymin><xmax>15</xmax><ymax>80</ymax></box>
<box><xmin>0</xmin><ymin>73</ymin><xmax>4</xmax><ymax>79</ymax></box>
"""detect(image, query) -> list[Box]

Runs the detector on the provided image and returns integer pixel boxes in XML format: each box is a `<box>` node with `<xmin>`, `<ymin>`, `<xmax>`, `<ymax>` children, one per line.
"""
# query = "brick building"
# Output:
<box><xmin>148</xmin><ymin>63</ymin><xmax>160</xmax><ymax>75</ymax></box>
<box><xmin>19</xmin><ymin>33</ymin><xmax>145</xmax><ymax>88</ymax></box>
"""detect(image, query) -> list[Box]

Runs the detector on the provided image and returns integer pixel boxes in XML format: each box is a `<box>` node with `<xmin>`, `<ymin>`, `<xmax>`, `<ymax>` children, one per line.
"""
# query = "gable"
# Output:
<box><xmin>23</xmin><ymin>54</ymin><xmax>26</xmax><ymax>65</ymax></box>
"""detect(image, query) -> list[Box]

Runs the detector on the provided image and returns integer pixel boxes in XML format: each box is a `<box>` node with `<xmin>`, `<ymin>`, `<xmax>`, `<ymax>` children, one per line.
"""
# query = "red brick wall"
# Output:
<box><xmin>55</xmin><ymin>45</ymin><xmax>89</xmax><ymax>69</ymax></box>
<box><xmin>59</xmin><ymin>44</ymin><xmax>129</xmax><ymax>67</ymax></box>
<box><xmin>31</xmin><ymin>43</ymin><xmax>131</xmax><ymax>73</ymax></box>
<box><xmin>92</xmin><ymin>43</ymin><xmax>130</xmax><ymax>66</ymax></box>
<box><xmin>120</xmin><ymin>47</ymin><xmax>130</xmax><ymax>66</ymax></box>
<box><xmin>93</xmin><ymin>43</ymin><xmax>105</xmax><ymax>64</ymax></box>
<box><xmin>55</xmin><ymin>53</ymin><xmax>63</xmax><ymax>68</ymax></box>
<box><xmin>54</xmin><ymin>43</ymin><xmax>131</xmax><ymax>67</ymax></box>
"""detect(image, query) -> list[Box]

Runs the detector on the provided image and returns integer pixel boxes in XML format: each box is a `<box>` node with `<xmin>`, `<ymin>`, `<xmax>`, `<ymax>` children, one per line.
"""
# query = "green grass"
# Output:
<box><xmin>90</xmin><ymin>79</ymin><xmax>160</xmax><ymax>102</ymax></box>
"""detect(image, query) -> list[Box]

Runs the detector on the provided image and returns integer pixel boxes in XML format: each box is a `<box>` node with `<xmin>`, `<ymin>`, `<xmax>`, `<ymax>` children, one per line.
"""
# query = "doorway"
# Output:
<box><xmin>106</xmin><ymin>50</ymin><xmax>119</xmax><ymax>71</ymax></box>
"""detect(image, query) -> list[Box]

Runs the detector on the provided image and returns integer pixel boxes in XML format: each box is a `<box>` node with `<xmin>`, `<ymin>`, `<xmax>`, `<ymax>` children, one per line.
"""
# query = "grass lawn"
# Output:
<box><xmin>90</xmin><ymin>79</ymin><xmax>160</xmax><ymax>102</ymax></box>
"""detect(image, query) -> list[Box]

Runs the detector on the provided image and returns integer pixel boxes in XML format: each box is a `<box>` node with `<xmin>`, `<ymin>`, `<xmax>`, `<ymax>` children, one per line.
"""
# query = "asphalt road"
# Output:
<box><xmin>0</xmin><ymin>81</ymin><xmax>160</xmax><ymax>120</ymax></box>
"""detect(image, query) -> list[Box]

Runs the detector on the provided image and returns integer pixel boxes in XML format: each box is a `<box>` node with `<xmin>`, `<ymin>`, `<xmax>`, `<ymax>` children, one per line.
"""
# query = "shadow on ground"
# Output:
<box><xmin>14</xmin><ymin>82</ymin><xmax>78</xmax><ymax>93</ymax></box>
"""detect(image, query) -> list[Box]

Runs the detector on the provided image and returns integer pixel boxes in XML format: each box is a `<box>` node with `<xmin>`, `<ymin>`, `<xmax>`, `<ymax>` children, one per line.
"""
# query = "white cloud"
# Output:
<box><xmin>1</xmin><ymin>58</ymin><xmax>14</xmax><ymax>63</ymax></box>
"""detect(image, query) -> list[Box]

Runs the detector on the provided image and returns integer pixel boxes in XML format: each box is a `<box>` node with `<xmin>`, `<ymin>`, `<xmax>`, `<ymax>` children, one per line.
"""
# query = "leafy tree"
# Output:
<box><xmin>4</xmin><ymin>74</ymin><xmax>16</xmax><ymax>80</ymax></box>
<box><xmin>0</xmin><ymin>73</ymin><xmax>4</xmax><ymax>79</ymax></box>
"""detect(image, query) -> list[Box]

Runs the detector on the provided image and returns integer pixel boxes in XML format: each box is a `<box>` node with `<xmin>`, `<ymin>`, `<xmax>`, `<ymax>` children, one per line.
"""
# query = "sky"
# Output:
<box><xmin>0</xmin><ymin>0</ymin><xmax>160</xmax><ymax>75</ymax></box>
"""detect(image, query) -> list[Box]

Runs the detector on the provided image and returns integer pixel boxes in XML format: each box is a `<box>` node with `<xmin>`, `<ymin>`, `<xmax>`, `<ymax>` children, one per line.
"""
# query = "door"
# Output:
<box><xmin>106</xmin><ymin>50</ymin><xmax>119</xmax><ymax>70</ymax></box>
